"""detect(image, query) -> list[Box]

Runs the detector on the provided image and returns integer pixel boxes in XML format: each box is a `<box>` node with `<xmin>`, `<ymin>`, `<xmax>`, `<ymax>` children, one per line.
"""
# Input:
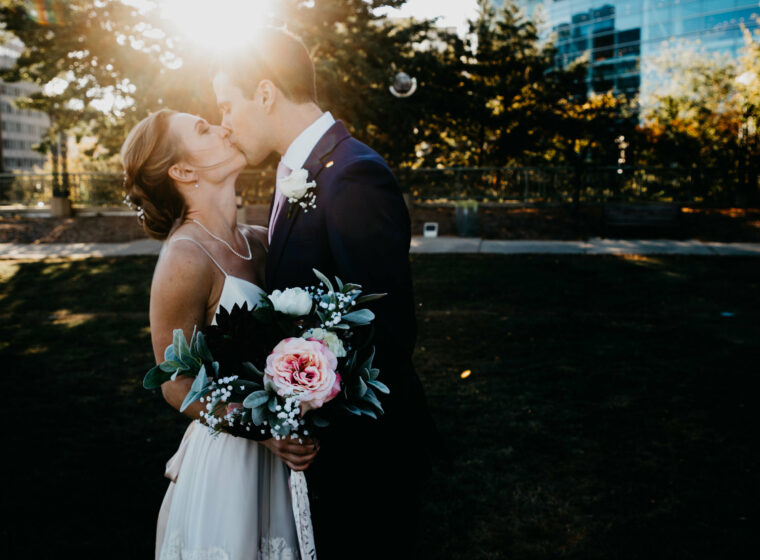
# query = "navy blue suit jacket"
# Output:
<box><xmin>266</xmin><ymin>121</ymin><xmax>432</xmax><ymax>493</ymax></box>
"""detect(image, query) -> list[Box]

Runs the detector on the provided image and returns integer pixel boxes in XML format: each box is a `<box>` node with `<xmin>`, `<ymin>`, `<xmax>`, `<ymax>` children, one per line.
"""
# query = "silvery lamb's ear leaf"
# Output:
<box><xmin>268</xmin><ymin>396</ymin><xmax>278</xmax><ymax>413</ymax></box>
<box><xmin>342</xmin><ymin>283</ymin><xmax>362</xmax><ymax>292</ymax></box>
<box><xmin>360</xmin><ymin>347</ymin><xmax>377</xmax><ymax>373</ymax></box>
<box><xmin>357</xmin><ymin>377</ymin><xmax>368</xmax><ymax>398</ymax></box>
<box><xmin>335</xmin><ymin>276</ymin><xmax>344</xmax><ymax>291</ymax></box>
<box><xmin>312</xmin><ymin>269</ymin><xmax>334</xmax><ymax>294</ymax></box>
<box><xmin>173</xmin><ymin>329</ymin><xmax>192</xmax><ymax>364</ymax></box>
<box><xmin>243</xmin><ymin>390</ymin><xmax>270</xmax><ymax>409</ymax></box>
<box><xmin>164</xmin><ymin>344</ymin><xmax>178</xmax><ymax>363</ymax></box>
<box><xmin>330</xmin><ymin>323</ymin><xmax>350</xmax><ymax>330</ymax></box>
<box><xmin>342</xmin><ymin>403</ymin><xmax>362</xmax><ymax>416</ymax></box>
<box><xmin>179</xmin><ymin>377</ymin><xmax>211</xmax><ymax>412</ymax></box>
<box><xmin>208</xmin><ymin>361</ymin><xmax>220</xmax><ymax>378</ymax></box>
<box><xmin>144</xmin><ymin>364</ymin><xmax>173</xmax><ymax>389</ymax></box>
<box><xmin>159</xmin><ymin>360</ymin><xmax>184</xmax><ymax>373</ymax></box>
<box><xmin>368</xmin><ymin>379</ymin><xmax>389</xmax><ymax>394</ymax></box>
<box><xmin>341</xmin><ymin>309</ymin><xmax>375</xmax><ymax>326</ymax></box>
<box><xmin>192</xmin><ymin>363</ymin><xmax>209</xmax><ymax>392</ymax></box>
<box><xmin>188</xmin><ymin>325</ymin><xmax>198</xmax><ymax>350</ymax></box>
<box><xmin>249</xmin><ymin>405</ymin><xmax>265</xmax><ymax>426</ymax></box>
<box><xmin>362</xmin><ymin>388</ymin><xmax>384</xmax><ymax>413</ymax></box>
<box><xmin>355</xmin><ymin>293</ymin><xmax>387</xmax><ymax>305</ymax></box>
<box><xmin>358</xmin><ymin>406</ymin><xmax>377</xmax><ymax>420</ymax></box>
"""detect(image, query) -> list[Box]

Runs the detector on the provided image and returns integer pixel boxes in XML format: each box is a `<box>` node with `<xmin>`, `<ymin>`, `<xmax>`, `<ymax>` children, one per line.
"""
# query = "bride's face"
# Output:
<box><xmin>169</xmin><ymin>113</ymin><xmax>246</xmax><ymax>183</ymax></box>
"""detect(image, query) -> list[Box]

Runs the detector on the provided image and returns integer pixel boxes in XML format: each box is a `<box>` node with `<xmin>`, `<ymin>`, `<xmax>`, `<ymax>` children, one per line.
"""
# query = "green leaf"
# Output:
<box><xmin>368</xmin><ymin>379</ymin><xmax>390</xmax><ymax>394</ymax></box>
<box><xmin>312</xmin><ymin>268</ymin><xmax>334</xmax><ymax>294</ymax></box>
<box><xmin>268</xmin><ymin>396</ymin><xmax>278</xmax><ymax>413</ymax></box>
<box><xmin>159</xmin><ymin>360</ymin><xmax>185</xmax><ymax>373</ymax></box>
<box><xmin>189</xmin><ymin>363</ymin><xmax>209</xmax><ymax>390</ymax></box>
<box><xmin>358</xmin><ymin>406</ymin><xmax>378</xmax><ymax>419</ymax></box>
<box><xmin>357</xmin><ymin>376</ymin><xmax>368</xmax><ymax>397</ymax></box>
<box><xmin>163</xmin><ymin>344</ymin><xmax>178</xmax><ymax>363</ymax></box>
<box><xmin>249</xmin><ymin>405</ymin><xmax>265</xmax><ymax>426</ymax></box>
<box><xmin>355</xmin><ymin>293</ymin><xmax>387</xmax><ymax>305</ymax></box>
<box><xmin>241</xmin><ymin>361</ymin><xmax>265</xmax><ymax>379</ymax></box>
<box><xmin>143</xmin><ymin>364</ymin><xmax>173</xmax><ymax>389</ymax></box>
<box><xmin>335</xmin><ymin>276</ymin><xmax>344</xmax><ymax>291</ymax></box>
<box><xmin>179</xmin><ymin>384</ymin><xmax>209</xmax><ymax>413</ymax></box>
<box><xmin>243</xmin><ymin>390</ymin><xmax>270</xmax><ymax>409</ymax></box>
<box><xmin>342</xmin><ymin>309</ymin><xmax>375</xmax><ymax>326</ymax></box>
<box><xmin>194</xmin><ymin>331</ymin><xmax>214</xmax><ymax>363</ymax></box>
<box><xmin>360</xmin><ymin>347</ymin><xmax>377</xmax><ymax>373</ymax></box>
<box><xmin>342</xmin><ymin>283</ymin><xmax>362</xmax><ymax>292</ymax></box>
<box><xmin>362</xmin><ymin>388</ymin><xmax>384</xmax><ymax>412</ymax></box>
<box><xmin>343</xmin><ymin>403</ymin><xmax>362</xmax><ymax>416</ymax></box>
<box><xmin>188</xmin><ymin>325</ymin><xmax>198</xmax><ymax>350</ymax></box>
<box><xmin>232</xmin><ymin>379</ymin><xmax>263</xmax><ymax>396</ymax></box>
<box><xmin>173</xmin><ymin>328</ymin><xmax>192</xmax><ymax>364</ymax></box>
<box><xmin>311</xmin><ymin>414</ymin><xmax>331</xmax><ymax>427</ymax></box>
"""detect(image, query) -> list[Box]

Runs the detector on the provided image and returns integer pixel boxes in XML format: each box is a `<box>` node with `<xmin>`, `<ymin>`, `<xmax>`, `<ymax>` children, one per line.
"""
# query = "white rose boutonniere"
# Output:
<box><xmin>280</xmin><ymin>168</ymin><xmax>317</xmax><ymax>217</ymax></box>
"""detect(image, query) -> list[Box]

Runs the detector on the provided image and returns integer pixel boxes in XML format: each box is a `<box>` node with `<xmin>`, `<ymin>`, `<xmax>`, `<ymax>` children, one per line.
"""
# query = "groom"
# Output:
<box><xmin>213</xmin><ymin>28</ymin><xmax>434</xmax><ymax>557</ymax></box>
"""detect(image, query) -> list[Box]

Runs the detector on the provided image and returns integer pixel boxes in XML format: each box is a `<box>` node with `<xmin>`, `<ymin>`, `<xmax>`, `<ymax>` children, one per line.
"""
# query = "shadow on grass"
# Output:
<box><xmin>2</xmin><ymin>255</ymin><xmax>759</xmax><ymax>558</ymax></box>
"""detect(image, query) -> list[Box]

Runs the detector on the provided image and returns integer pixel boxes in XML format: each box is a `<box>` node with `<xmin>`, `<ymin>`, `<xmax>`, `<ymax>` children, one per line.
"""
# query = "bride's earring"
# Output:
<box><xmin>194</xmin><ymin>183</ymin><xmax>199</xmax><ymax>189</ymax></box>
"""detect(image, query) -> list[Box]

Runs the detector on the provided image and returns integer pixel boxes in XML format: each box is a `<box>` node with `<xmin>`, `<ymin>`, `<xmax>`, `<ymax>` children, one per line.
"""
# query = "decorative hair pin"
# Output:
<box><xmin>123</xmin><ymin>192</ymin><xmax>145</xmax><ymax>220</ymax></box>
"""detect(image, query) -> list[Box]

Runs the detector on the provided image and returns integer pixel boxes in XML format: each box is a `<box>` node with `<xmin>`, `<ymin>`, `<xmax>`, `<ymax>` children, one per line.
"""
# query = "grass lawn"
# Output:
<box><xmin>2</xmin><ymin>255</ymin><xmax>758</xmax><ymax>558</ymax></box>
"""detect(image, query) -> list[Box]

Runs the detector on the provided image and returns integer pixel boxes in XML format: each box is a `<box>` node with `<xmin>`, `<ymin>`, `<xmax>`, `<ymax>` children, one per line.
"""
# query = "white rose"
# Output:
<box><xmin>303</xmin><ymin>327</ymin><xmax>347</xmax><ymax>358</ymax></box>
<box><xmin>269</xmin><ymin>288</ymin><xmax>313</xmax><ymax>316</ymax></box>
<box><xmin>279</xmin><ymin>168</ymin><xmax>316</xmax><ymax>200</ymax></box>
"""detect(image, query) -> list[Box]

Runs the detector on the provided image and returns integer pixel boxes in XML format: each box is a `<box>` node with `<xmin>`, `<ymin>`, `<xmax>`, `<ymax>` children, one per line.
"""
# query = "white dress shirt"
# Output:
<box><xmin>269</xmin><ymin>112</ymin><xmax>336</xmax><ymax>239</ymax></box>
<box><xmin>281</xmin><ymin>111</ymin><xmax>336</xmax><ymax>172</ymax></box>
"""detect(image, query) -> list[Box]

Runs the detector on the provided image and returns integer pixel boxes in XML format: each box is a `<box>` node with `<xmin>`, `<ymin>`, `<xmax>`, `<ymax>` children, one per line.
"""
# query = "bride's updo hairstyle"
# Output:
<box><xmin>120</xmin><ymin>109</ymin><xmax>186</xmax><ymax>240</ymax></box>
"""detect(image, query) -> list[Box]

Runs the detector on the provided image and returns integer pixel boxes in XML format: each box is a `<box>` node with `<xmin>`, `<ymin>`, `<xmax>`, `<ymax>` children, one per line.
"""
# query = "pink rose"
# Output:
<box><xmin>265</xmin><ymin>337</ymin><xmax>341</xmax><ymax>414</ymax></box>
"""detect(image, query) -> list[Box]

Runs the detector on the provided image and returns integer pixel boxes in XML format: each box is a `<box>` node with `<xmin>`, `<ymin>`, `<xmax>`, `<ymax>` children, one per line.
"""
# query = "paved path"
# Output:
<box><xmin>1</xmin><ymin>237</ymin><xmax>759</xmax><ymax>259</ymax></box>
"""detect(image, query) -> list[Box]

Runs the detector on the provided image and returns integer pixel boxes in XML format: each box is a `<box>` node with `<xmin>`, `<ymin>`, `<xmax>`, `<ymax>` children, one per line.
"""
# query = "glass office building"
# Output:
<box><xmin>541</xmin><ymin>0</ymin><xmax>760</xmax><ymax>97</ymax></box>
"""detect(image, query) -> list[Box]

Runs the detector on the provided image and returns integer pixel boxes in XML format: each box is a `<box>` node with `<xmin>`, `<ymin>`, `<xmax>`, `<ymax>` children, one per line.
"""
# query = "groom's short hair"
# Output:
<box><xmin>212</xmin><ymin>27</ymin><xmax>317</xmax><ymax>104</ymax></box>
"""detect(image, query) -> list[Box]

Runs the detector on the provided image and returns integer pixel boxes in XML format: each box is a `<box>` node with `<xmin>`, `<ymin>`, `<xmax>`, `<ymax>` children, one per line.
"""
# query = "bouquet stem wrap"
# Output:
<box><xmin>289</xmin><ymin>470</ymin><xmax>317</xmax><ymax>559</ymax></box>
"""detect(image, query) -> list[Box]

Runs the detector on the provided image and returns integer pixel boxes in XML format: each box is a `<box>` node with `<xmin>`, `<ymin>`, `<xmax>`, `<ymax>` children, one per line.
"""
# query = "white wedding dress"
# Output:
<box><xmin>156</xmin><ymin>237</ymin><xmax>300</xmax><ymax>560</ymax></box>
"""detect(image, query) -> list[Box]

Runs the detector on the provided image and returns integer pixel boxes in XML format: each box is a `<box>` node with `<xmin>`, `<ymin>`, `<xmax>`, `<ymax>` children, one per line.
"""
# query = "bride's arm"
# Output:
<box><xmin>149</xmin><ymin>242</ymin><xmax>214</xmax><ymax>421</ymax></box>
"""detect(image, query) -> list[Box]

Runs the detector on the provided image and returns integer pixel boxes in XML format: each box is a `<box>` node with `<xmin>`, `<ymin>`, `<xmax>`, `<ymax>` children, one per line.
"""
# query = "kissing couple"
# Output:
<box><xmin>121</xmin><ymin>28</ymin><xmax>434</xmax><ymax>560</ymax></box>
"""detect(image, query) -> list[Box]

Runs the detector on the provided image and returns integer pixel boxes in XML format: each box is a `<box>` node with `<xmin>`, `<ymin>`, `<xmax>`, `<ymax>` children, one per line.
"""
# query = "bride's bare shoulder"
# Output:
<box><xmin>152</xmin><ymin>234</ymin><xmax>213</xmax><ymax>294</ymax></box>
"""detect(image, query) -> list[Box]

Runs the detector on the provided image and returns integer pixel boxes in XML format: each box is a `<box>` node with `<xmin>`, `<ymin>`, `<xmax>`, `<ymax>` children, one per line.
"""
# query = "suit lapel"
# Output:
<box><xmin>267</xmin><ymin>121</ymin><xmax>352</xmax><ymax>288</ymax></box>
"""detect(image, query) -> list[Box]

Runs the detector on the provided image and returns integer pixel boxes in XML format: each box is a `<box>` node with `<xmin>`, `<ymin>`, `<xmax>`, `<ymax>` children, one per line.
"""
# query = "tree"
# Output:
<box><xmin>639</xmin><ymin>30</ymin><xmax>760</xmax><ymax>204</ymax></box>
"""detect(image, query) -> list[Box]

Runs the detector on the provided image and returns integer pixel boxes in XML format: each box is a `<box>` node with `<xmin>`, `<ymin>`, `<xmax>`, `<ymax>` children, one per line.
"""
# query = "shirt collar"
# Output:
<box><xmin>281</xmin><ymin>111</ymin><xmax>336</xmax><ymax>171</ymax></box>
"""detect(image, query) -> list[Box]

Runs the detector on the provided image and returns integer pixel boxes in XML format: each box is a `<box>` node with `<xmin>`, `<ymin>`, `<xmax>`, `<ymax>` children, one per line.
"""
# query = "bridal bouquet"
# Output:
<box><xmin>144</xmin><ymin>270</ymin><xmax>389</xmax><ymax>558</ymax></box>
<box><xmin>143</xmin><ymin>269</ymin><xmax>389</xmax><ymax>441</ymax></box>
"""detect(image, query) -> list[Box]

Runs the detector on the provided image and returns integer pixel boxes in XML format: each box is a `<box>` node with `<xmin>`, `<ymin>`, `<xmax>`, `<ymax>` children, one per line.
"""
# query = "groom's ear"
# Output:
<box><xmin>168</xmin><ymin>164</ymin><xmax>197</xmax><ymax>184</ymax></box>
<box><xmin>257</xmin><ymin>80</ymin><xmax>277</xmax><ymax>114</ymax></box>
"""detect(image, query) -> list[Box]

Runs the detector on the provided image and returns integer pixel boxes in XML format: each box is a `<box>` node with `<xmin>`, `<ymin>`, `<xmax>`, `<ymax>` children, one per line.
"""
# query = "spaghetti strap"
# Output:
<box><xmin>172</xmin><ymin>236</ymin><xmax>229</xmax><ymax>277</ymax></box>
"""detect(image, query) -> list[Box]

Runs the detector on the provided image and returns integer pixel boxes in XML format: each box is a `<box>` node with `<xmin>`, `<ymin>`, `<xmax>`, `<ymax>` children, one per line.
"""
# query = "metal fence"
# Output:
<box><xmin>0</xmin><ymin>166</ymin><xmax>746</xmax><ymax>208</ymax></box>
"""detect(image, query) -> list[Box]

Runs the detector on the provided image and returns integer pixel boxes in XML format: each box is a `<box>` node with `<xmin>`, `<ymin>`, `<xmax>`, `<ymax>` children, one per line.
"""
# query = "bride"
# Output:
<box><xmin>121</xmin><ymin>109</ymin><xmax>317</xmax><ymax>559</ymax></box>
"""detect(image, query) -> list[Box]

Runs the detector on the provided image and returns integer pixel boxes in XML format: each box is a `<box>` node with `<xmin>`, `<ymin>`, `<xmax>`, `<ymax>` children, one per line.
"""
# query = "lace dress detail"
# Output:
<box><xmin>260</xmin><ymin>537</ymin><xmax>298</xmax><ymax>560</ymax></box>
<box><xmin>162</xmin><ymin>532</ymin><xmax>230</xmax><ymax>560</ymax></box>
<box><xmin>289</xmin><ymin>471</ymin><xmax>316</xmax><ymax>560</ymax></box>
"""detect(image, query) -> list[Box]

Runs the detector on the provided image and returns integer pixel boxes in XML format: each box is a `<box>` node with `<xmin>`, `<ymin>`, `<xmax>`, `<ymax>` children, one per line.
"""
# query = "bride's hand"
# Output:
<box><xmin>262</xmin><ymin>436</ymin><xmax>320</xmax><ymax>471</ymax></box>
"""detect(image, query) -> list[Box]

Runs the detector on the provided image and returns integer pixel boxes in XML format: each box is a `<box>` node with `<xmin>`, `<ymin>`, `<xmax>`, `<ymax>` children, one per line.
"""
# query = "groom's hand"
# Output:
<box><xmin>262</xmin><ymin>436</ymin><xmax>320</xmax><ymax>471</ymax></box>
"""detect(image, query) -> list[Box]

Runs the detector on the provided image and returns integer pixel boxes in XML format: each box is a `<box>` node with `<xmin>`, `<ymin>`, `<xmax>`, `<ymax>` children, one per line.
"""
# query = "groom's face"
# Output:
<box><xmin>213</xmin><ymin>71</ymin><xmax>271</xmax><ymax>166</ymax></box>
